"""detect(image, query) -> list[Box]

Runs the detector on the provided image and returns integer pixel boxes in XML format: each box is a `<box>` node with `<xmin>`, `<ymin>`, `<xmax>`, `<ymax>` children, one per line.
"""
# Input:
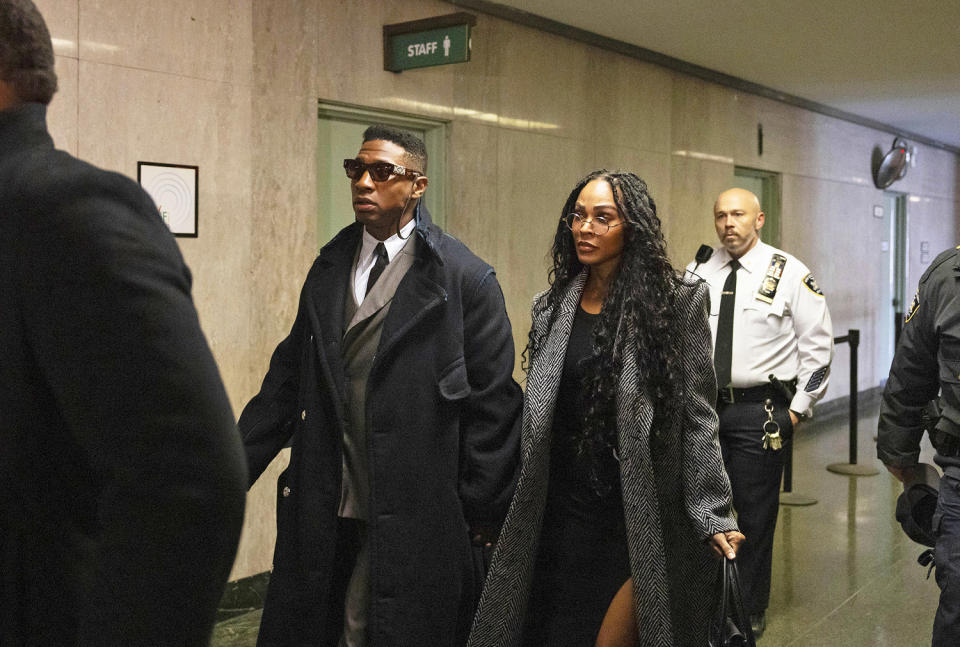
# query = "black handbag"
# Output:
<box><xmin>708</xmin><ymin>557</ymin><xmax>756</xmax><ymax>647</ymax></box>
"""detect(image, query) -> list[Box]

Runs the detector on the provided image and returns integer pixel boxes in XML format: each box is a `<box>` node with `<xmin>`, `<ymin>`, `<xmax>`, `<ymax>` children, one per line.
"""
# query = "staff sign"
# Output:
<box><xmin>383</xmin><ymin>13</ymin><xmax>476</xmax><ymax>73</ymax></box>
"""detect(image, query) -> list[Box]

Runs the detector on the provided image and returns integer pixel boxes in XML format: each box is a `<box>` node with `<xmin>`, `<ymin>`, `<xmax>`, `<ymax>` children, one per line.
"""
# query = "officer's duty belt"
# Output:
<box><xmin>718</xmin><ymin>380</ymin><xmax>796</xmax><ymax>406</ymax></box>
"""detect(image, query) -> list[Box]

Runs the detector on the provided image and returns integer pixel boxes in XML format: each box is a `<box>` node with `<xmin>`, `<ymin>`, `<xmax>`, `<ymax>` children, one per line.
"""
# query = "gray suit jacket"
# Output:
<box><xmin>339</xmin><ymin>236</ymin><xmax>418</xmax><ymax>519</ymax></box>
<box><xmin>469</xmin><ymin>271</ymin><xmax>737</xmax><ymax>647</ymax></box>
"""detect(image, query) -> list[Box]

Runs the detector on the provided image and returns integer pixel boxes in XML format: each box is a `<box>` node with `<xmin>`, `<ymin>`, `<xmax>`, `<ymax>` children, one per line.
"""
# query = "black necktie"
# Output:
<box><xmin>365</xmin><ymin>243</ymin><xmax>389</xmax><ymax>295</ymax></box>
<box><xmin>714</xmin><ymin>259</ymin><xmax>740</xmax><ymax>389</ymax></box>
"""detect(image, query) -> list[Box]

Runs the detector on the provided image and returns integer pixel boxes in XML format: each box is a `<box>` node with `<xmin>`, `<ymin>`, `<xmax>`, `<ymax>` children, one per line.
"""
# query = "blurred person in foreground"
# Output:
<box><xmin>878</xmin><ymin>245</ymin><xmax>960</xmax><ymax>647</ymax></box>
<box><xmin>0</xmin><ymin>1</ymin><xmax>248</xmax><ymax>644</ymax></box>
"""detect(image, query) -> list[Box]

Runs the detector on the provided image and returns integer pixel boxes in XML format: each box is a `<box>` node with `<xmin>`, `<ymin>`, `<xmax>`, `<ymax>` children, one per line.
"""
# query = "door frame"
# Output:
<box><xmin>734</xmin><ymin>166</ymin><xmax>782</xmax><ymax>249</ymax></box>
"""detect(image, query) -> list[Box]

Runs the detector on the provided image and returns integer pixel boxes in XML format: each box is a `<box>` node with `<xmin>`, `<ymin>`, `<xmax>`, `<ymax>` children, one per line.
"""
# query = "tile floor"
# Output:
<box><xmin>212</xmin><ymin>398</ymin><xmax>942</xmax><ymax>646</ymax></box>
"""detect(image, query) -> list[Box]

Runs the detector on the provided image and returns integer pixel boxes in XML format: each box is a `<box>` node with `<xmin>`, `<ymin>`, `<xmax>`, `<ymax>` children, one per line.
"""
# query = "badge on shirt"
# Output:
<box><xmin>803</xmin><ymin>273</ymin><xmax>824</xmax><ymax>296</ymax></box>
<box><xmin>756</xmin><ymin>253</ymin><xmax>787</xmax><ymax>304</ymax></box>
<box><xmin>905</xmin><ymin>288</ymin><xmax>920</xmax><ymax>323</ymax></box>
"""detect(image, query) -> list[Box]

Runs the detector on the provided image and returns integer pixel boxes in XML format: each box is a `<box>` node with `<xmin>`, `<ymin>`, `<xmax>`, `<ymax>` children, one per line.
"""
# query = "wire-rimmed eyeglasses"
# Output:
<box><xmin>343</xmin><ymin>159</ymin><xmax>422</xmax><ymax>182</ymax></box>
<box><xmin>562</xmin><ymin>213</ymin><xmax>624</xmax><ymax>236</ymax></box>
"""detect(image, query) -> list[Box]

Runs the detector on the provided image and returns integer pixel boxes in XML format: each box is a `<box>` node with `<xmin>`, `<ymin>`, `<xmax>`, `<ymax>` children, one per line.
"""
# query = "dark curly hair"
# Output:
<box><xmin>0</xmin><ymin>0</ymin><xmax>57</xmax><ymax>105</ymax></box>
<box><xmin>525</xmin><ymin>170</ymin><xmax>688</xmax><ymax>493</ymax></box>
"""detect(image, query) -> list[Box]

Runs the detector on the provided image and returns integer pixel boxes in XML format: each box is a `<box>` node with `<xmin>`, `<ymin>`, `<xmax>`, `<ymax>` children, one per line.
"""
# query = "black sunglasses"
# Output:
<box><xmin>343</xmin><ymin>159</ymin><xmax>422</xmax><ymax>182</ymax></box>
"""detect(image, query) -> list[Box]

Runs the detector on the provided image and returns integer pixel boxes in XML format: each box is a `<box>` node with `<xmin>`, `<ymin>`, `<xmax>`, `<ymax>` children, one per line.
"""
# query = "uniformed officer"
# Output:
<box><xmin>686</xmin><ymin>188</ymin><xmax>833</xmax><ymax>637</ymax></box>
<box><xmin>878</xmin><ymin>245</ymin><xmax>960</xmax><ymax>647</ymax></box>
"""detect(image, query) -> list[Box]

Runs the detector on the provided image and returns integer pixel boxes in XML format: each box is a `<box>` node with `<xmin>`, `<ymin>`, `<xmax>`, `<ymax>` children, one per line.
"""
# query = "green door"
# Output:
<box><xmin>734</xmin><ymin>167</ymin><xmax>781</xmax><ymax>249</ymax></box>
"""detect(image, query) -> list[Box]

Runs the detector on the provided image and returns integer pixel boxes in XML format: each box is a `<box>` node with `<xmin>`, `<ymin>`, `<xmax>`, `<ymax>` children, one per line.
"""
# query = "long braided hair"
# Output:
<box><xmin>524</xmin><ymin>170</ymin><xmax>688</xmax><ymax>494</ymax></box>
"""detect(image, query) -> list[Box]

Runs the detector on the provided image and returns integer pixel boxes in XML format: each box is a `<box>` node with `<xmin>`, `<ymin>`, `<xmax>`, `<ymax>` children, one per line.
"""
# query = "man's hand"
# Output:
<box><xmin>710</xmin><ymin>530</ymin><xmax>746</xmax><ymax>560</ymax></box>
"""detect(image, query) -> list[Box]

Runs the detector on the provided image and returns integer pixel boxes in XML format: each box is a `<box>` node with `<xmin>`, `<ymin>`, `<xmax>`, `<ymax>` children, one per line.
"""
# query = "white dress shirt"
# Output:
<box><xmin>686</xmin><ymin>240</ymin><xmax>834</xmax><ymax>417</ymax></box>
<box><xmin>353</xmin><ymin>218</ymin><xmax>416</xmax><ymax>305</ymax></box>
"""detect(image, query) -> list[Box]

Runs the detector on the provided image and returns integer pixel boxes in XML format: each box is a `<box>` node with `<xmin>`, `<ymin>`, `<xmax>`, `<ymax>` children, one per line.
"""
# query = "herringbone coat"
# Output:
<box><xmin>468</xmin><ymin>271</ymin><xmax>738</xmax><ymax>646</ymax></box>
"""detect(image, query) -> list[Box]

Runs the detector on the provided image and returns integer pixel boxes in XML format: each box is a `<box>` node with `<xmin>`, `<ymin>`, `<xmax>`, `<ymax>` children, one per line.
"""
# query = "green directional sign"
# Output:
<box><xmin>383</xmin><ymin>13</ymin><xmax>476</xmax><ymax>73</ymax></box>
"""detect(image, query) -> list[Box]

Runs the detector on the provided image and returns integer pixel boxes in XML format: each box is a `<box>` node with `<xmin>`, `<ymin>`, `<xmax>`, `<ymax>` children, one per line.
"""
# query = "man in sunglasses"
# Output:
<box><xmin>240</xmin><ymin>124</ymin><xmax>522</xmax><ymax>646</ymax></box>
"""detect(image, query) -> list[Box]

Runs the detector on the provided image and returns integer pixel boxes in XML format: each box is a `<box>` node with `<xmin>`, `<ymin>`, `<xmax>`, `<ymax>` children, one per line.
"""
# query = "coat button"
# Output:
<box><xmin>301</xmin><ymin>410</ymin><xmax>307</xmax><ymax>420</ymax></box>
<box><xmin>282</xmin><ymin>486</ymin><xmax>291</xmax><ymax>497</ymax></box>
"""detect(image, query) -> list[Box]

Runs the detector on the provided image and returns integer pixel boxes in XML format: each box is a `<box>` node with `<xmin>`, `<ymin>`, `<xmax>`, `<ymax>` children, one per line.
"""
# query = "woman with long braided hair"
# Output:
<box><xmin>469</xmin><ymin>170</ymin><xmax>743</xmax><ymax>646</ymax></box>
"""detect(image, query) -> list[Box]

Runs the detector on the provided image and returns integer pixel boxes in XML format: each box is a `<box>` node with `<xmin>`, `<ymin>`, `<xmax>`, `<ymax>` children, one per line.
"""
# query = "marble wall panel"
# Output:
<box><xmin>587</xmin><ymin>49</ymin><xmax>673</xmax><ymax>156</ymax></box>
<box><xmin>799</xmin><ymin>113</ymin><xmax>876</xmax><ymax>189</ymax></box>
<box><xmin>495</xmin><ymin>21</ymin><xmax>593</xmax><ymax>141</ymax></box>
<box><xmin>667</xmin><ymin>155</ymin><xmax>735</xmax><ymax>266</ymax></box>
<box><xmin>444</xmin><ymin>120</ymin><xmax>501</xmax><ymax>269</ymax></box>
<box><xmin>247</xmin><ymin>92</ymin><xmax>319</xmax><ymax>384</ymax></box>
<box><xmin>671</xmin><ymin>74</ymin><xmax>738</xmax><ymax>162</ymax></box>
<box><xmin>728</xmin><ymin>92</ymin><xmax>870</xmax><ymax>183</ymax></box>
<box><xmin>495</xmin><ymin>129</ymin><xmax>594</xmax><ymax>371</ymax></box>
<box><xmin>451</xmin><ymin>12</ymin><xmax>502</xmax><ymax>128</ymax></box>
<box><xmin>237</xmin><ymin>1</ymin><xmax>328</xmax><ymax>581</ymax></box>
<box><xmin>35</xmin><ymin>0</ymin><xmax>78</xmax><ymax>57</ymax></box>
<box><xmin>781</xmin><ymin>174</ymin><xmax>886</xmax><ymax>398</ymax></box>
<box><xmin>731</xmin><ymin>92</ymin><xmax>790</xmax><ymax>174</ymax></box>
<box><xmin>77</xmin><ymin>60</ymin><xmax>255</xmax><ymax>408</ymax></box>
<box><xmin>48</xmin><ymin>56</ymin><xmax>78</xmax><ymax>156</ymax></box>
<box><xmin>233</xmin><ymin>449</ymin><xmax>290</xmax><ymax>581</ymax></box>
<box><xmin>78</xmin><ymin>0</ymin><xmax>253</xmax><ymax>85</ymax></box>
<box><xmin>252</xmin><ymin>0</ymin><xmax>320</xmax><ymax>98</ymax></box>
<box><xmin>906</xmin><ymin>195</ymin><xmax>959</xmax><ymax>286</ymax></box>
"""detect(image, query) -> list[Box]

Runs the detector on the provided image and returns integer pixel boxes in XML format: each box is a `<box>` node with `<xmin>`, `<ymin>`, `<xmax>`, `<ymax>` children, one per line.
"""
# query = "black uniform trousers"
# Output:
<box><xmin>934</xmin><ymin>465</ymin><xmax>960</xmax><ymax>646</ymax></box>
<box><xmin>718</xmin><ymin>397</ymin><xmax>794</xmax><ymax>614</ymax></box>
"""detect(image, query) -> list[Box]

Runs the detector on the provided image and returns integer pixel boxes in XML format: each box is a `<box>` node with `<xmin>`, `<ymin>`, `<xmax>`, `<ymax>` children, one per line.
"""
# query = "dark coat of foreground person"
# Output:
<box><xmin>0</xmin><ymin>102</ymin><xmax>248</xmax><ymax>645</ymax></box>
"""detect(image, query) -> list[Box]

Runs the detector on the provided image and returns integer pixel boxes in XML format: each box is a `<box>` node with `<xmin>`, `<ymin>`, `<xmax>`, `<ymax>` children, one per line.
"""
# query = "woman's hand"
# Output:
<box><xmin>710</xmin><ymin>530</ymin><xmax>745</xmax><ymax>560</ymax></box>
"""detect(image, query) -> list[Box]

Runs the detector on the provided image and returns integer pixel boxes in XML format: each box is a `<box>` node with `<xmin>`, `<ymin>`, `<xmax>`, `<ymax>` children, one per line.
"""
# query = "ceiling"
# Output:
<box><xmin>457</xmin><ymin>0</ymin><xmax>960</xmax><ymax>151</ymax></box>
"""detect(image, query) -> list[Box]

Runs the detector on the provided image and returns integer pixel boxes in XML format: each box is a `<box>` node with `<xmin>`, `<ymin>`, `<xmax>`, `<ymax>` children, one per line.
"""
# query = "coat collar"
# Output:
<box><xmin>308</xmin><ymin>217</ymin><xmax>447</xmax><ymax>391</ymax></box>
<box><xmin>0</xmin><ymin>103</ymin><xmax>53</xmax><ymax>156</ymax></box>
<box><xmin>524</xmin><ymin>269</ymin><xmax>654</xmax><ymax>453</ymax></box>
<box><xmin>524</xmin><ymin>270</ymin><xmax>587</xmax><ymax>447</ymax></box>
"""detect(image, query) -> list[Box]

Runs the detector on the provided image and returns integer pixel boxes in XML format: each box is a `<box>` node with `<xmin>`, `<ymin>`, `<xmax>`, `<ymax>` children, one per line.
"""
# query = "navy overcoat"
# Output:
<box><xmin>241</xmin><ymin>215</ymin><xmax>522</xmax><ymax>646</ymax></box>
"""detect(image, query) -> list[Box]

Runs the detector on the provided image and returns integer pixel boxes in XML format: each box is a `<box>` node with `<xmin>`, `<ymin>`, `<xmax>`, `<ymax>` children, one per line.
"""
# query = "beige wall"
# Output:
<box><xmin>36</xmin><ymin>0</ymin><xmax>960</xmax><ymax>579</ymax></box>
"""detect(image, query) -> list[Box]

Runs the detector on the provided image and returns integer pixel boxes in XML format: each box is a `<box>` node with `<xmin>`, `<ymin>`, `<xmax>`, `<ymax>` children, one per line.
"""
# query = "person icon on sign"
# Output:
<box><xmin>443</xmin><ymin>34</ymin><xmax>451</xmax><ymax>57</ymax></box>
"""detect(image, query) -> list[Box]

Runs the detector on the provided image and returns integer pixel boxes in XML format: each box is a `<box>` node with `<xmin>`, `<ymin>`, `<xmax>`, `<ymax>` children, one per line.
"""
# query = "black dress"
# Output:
<box><xmin>523</xmin><ymin>306</ymin><xmax>631</xmax><ymax>646</ymax></box>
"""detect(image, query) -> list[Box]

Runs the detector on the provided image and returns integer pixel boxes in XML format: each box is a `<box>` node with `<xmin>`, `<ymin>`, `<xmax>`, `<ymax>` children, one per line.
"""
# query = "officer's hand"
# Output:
<box><xmin>710</xmin><ymin>530</ymin><xmax>745</xmax><ymax>560</ymax></box>
<box><xmin>789</xmin><ymin>410</ymin><xmax>801</xmax><ymax>429</ymax></box>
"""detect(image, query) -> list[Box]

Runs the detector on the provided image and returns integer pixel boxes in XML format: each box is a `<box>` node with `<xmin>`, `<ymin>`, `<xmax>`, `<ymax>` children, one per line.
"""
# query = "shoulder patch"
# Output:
<box><xmin>905</xmin><ymin>288</ymin><xmax>920</xmax><ymax>323</ymax></box>
<box><xmin>802</xmin><ymin>273</ymin><xmax>824</xmax><ymax>296</ymax></box>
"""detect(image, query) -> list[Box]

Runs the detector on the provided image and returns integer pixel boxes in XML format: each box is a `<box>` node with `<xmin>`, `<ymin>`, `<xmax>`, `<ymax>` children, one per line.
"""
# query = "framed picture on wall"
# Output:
<box><xmin>137</xmin><ymin>162</ymin><xmax>199</xmax><ymax>237</ymax></box>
